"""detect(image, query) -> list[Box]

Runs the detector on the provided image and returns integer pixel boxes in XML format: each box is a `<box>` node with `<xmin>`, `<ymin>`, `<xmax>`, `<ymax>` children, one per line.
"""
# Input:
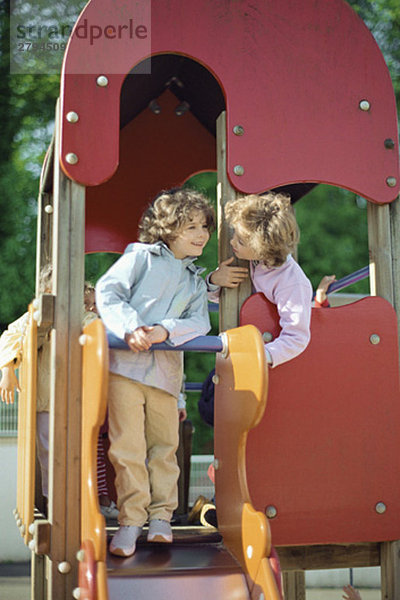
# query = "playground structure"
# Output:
<box><xmin>10</xmin><ymin>0</ymin><xmax>400</xmax><ymax>599</ymax></box>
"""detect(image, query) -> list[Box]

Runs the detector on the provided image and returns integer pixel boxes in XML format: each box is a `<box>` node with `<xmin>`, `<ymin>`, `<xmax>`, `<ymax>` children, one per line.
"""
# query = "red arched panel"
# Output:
<box><xmin>60</xmin><ymin>0</ymin><xmax>398</xmax><ymax>203</ymax></box>
<box><xmin>85</xmin><ymin>90</ymin><xmax>215</xmax><ymax>253</ymax></box>
<box><xmin>241</xmin><ymin>294</ymin><xmax>400</xmax><ymax>545</ymax></box>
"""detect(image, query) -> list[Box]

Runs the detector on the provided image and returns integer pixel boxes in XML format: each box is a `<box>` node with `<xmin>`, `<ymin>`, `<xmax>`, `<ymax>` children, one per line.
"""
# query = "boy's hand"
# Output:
<box><xmin>125</xmin><ymin>325</ymin><xmax>168</xmax><ymax>352</ymax></box>
<box><xmin>0</xmin><ymin>365</ymin><xmax>20</xmax><ymax>404</ymax></box>
<box><xmin>210</xmin><ymin>257</ymin><xmax>249</xmax><ymax>288</ymax></box>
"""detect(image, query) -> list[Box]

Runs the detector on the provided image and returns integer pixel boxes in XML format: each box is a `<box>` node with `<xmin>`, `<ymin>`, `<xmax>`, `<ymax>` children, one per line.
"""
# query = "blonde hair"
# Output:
<box><xmin>225</xmin><ymin>192</ymin><xmax>299</xmax><ymax>267</ymax></box>
<box><xmin>138</xmin><ymin>188</ymin><xmax>215</xmax><ymax>244</ymax></box>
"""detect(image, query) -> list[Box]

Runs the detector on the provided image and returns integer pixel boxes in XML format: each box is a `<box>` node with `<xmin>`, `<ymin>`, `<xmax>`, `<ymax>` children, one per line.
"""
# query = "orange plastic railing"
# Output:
<box><xmin>215</xmin><ymin>324</ymin><xmax>281</xmax><ymax>600</ymax></box>
<box><xmin>80</xmin><ymin>318</ymin><xmax>109</xmax><ymax>600</ymax></box>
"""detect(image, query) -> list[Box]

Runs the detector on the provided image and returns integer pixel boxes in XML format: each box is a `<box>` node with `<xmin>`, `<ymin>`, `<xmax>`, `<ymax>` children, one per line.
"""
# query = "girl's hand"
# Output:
<box><xmin>124</xmin><ymin>325</ymin><xmax>168</xmax><ymax>352</ymax></box>
<box><xmin>0</xmin><ymin>365</ymin><xmax>20</xmax><ymax>404</ymax></box>
<box><xmin>315</xmin><ymin>274</ymin><xmax>336</xmax><ymax>304</ymax></box>
<box><xmin>178</xmin><ymin>408</ymin><xmax>187</xmax><ymax>422</ymax></box>
<box><xmin>210</xmin><ymin>257</ymin><xmax>249</xmax><ymax>288</ymax></box>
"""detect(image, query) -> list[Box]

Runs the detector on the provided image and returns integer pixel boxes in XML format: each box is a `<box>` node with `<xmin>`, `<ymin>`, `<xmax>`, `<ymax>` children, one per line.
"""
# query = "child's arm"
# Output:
<box><xmin>266</xmin><ymin>282</ymin><xmax>312</xmax><ymax>367</ymax></box>
<box><xmin>95</xmin><ymin>251</ymin><xmax>148</xmax><ymax>341</ymax></box>
<box><xmin>0</xmin><ymin>362</ymin><xmax>20</xmax><ymax>404</ymax></box>
<box><xmin>157</xmin><ymin>278</ymin><xmax>212</xmax><ymax>346</ymax></box>
<box><xmin>125</xmin><ymin>325</ymin><xmax>168</xmax><ymax>352</ymax></box>
<box><xmin>209</xmin><ymin>257</ymin><xmax>249</xmax><ymax>288</ymax></box>
<box><xmin>315</xmin><ymin>274</ymin><xmax>335</xmax><ymax>307</ymax></box>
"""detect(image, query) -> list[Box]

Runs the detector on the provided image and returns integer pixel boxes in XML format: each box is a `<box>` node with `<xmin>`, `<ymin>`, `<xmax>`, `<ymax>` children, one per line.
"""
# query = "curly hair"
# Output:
<box><xmin>224</xmin><ymin>192</ymin><xmax>299</xmax><ymax>267</ymax></box>
<box><xmin>138</xmin><ymin>188</ymin><xmax>215</xmax><ymax>244</ymax></box>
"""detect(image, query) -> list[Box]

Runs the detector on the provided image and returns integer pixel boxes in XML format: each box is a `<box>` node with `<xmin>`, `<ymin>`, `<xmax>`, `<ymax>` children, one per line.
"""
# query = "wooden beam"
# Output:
<box><xmin>283</xmin><ymin>571</ymin><xmax>306</xmax><ymax>600</ymax></box>
<box><xmin>216</xmin><ymin>111</ymin><xmax>251</xmax><ymax>331</ymax></box>
<box><xmin>367</xmin><ymin>202</ymin><xmax>393</xmax><ymax>304</ymax></box>
<box><xmin>277</xmin><ymin>543</ymin><xmax>380</xmax><ymax>571</ymax></box>
<box><xmin>367</xmin><ymin>199</ymin><xmax>400</xmax><ymax>599</ymax></box>
<box><xmin>381</xmin><ymin>540</ymin><xmax>400</xmax><ymax>600</ymax></box>
<box><xmin>46</xmin><ymin>99</ymin><xmax>85</xmax><ymax>599</ymax></box>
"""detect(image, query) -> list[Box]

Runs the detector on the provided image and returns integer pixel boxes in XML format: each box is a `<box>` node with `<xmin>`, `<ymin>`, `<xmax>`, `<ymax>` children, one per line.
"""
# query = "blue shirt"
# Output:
<box><xmin>95</xmin><ymin>242</ymin><xmax>211</xmax><ymax>398</ymax></box>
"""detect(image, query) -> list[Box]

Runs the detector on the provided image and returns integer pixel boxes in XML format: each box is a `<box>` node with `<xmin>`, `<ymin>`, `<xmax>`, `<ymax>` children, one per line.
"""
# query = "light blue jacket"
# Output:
<box><xmin>95</xmin><ymin>242</ymin><xmax>211</xmax><ymax>398</ymax></box>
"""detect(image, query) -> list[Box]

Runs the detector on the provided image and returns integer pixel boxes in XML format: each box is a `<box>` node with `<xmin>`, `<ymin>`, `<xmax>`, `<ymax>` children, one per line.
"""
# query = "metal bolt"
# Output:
<box><xmin>72</xmin><ymin>588</ymin><xmax>82</xmax><ymax>600</ymax></box>
<box><xmin>65</xmin><ymin>153</ymin><xmax>78</xmax><ymax>165</ymax></box>
<box><xmin>148</xmin><ymin>100</ymin><xmax>161</xmax><ymax>115</ymax></box>
<box><xmin>79</xmin><ymin>334</ymin><xmax>88</xmax><ymax>346</ymax></box>
<box><xmin>384</xmin><ymin>138</ymin><xmax>395</xmax><ymax>150</ymax></box>
<box><xmin>16</xmin><ymin>518</ymin><xmax>22</xmax><ymax>527</ymax></box>
<box><xmin>58</xmin><ymin>561</ymin><xmax>71</xmax><ymax>574</ymax></box>
<box><xmin>265</xmin><ymin>505</ymin><xmax>278</xmax><ymax>519</ymax></box>
<box><xmin>212</xmin><ymin>374</ymin><xmax>220</xmax><ymax>385</ymax></box>
<box><xmin>233</xmin><ymin>125</ymin><xmax>244</xmax><ymax>136</ymax></box>
<box><xmin>44</xmin><ymin>204</ymin><xmax>53</xmax><ymax>214</ymax></box>
<box><xmin>13</xmin><ymin>508</ymin><xmax>17</xmax><ymax>516</ymax></box>
<box><xmin>175</xmin><ymin>101</ymin><xmax>190</xmax><ymax>117</ymax></box>
<box><xmin>96</xmin><ymin>75</ymin><xmax>109</xmax><ymax>87</ymax></box>
<box><xmin>370</xmin><ymin>334</ymin><xmax>380</xmax><ymax>345</ymax></box>
<box><xmin>20</xmin><ymin>524</ymin><xmax>26</xmax><ymax>535</ymax></box>
<box><xmin>28</xmin><ymin>540</ymin><xmax>36</xmax><ymax>552</ymax></box>
<box><xmin>233</xmin><ymin>165</ymin><xmax>245</xmax><ymax>176</ymax></box>
<box><xmin>386</xmin><ymin>177</ymin><xmax>397</xmax><ymax>188</ymax></box>
<box><xmin>66</xmin><ymin>111</ymin><xmax>79</xmax><ymax>123</ymax></box>
<box><xmin>359</xmin><ymin>100</ymin><xmax>371</xmax><ymax>111</ymax></box>
<box><xmin>213</xmin><ymin>458</ymin><xmax>220</xmax><ymax>470</ymax></box>
<box><xmin>246</xmin><ymin>545</ymin><xmax>253</xmax><ymax>559</ymax></box>
<box><xmin>28</xmin><ymin>522</ymin><xmax>35</xmax><ymax>535</ymax></box>
<box><xmin>76</xmin><ymin>549</ymin><xmax>85</xmax><ymax>562</ymax></box>
<box><xmin>33</xmin><ymin>310</ymin><xmax>40</xmax><ymax>323</ymax></box>
<box><xmin>262</xmin><ymin>331</ymin><xmax>274</xmax><ymax>343</ymax></box>
<box><xmin>375</xmin><ymin>502</ymin><xmax>386</xmax><ymax>514</ymax></box>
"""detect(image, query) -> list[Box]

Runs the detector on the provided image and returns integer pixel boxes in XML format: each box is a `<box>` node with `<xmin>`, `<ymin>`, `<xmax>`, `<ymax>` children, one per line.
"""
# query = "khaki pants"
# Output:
<box><xmin>107</xmin><ymin>373</ymin><xmax>179</xmax><ymax>526</ymax></box>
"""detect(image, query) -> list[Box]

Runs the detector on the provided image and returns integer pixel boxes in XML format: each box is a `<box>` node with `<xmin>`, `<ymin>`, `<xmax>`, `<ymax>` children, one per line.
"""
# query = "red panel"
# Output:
<box><xmin>60</xmin><ymin>0</ymin><xmax>399</xmax><ymax>202</ymax></box>
<box><xmin>85</xmin><ymin>90</ymin><xmax>216</xmax><ymax>253</ymax></box>
<box><xmin>241</xmin><ymin>294</ymin><xmax>400</xmax><ymax>545</ymax></box>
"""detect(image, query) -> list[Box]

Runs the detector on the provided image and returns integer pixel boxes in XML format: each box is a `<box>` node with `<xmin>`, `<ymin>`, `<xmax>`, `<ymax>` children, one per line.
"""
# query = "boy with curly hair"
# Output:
<box><xmin>95</xmin><ymin>188</ymin><xmax>215</xmax><ymax>556</ymax></box>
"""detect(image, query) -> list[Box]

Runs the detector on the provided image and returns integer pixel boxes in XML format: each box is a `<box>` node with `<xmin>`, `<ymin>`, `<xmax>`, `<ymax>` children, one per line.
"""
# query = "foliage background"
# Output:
<box><xmin>0</xmin><ymin>1</ymin><xmax>399</xmax><ymax>452</ymax></box>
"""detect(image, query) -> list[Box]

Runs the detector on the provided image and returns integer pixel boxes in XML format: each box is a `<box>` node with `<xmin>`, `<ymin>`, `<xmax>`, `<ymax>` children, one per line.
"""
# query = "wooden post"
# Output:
<box><xmin>45</xmin><ymin>99</ymin><xmax>85</xmax><ymax>599</ymax></box>
<box><xmin>283</xmin><ymin>571</ymin><xmax>306</xmax><ymax>600</ymax></box>
<box><xmin>367</xmin><ymin>197</ymin><xmax>400</xmax><ymax>599</ymax></box>
<box><xmin>367</xmin><ymin>202</ymin><xmax>393</xmax><ymax>304</ymax></box>
<box><xmin>216</xmin><ymin>111</ymin><xmax>252</xmax><ymax>331</ymax></box>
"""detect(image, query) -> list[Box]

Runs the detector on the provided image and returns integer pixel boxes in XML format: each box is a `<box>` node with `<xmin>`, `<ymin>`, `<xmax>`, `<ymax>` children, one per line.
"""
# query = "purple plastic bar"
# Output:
<box><xmin>107</xmin><ymin>333</ymin><xmax>224</xmax><ymax>353</ymax></box>
<box><xmin>312</xmin><ymin>265</ymin><xmax>369</xmax><ymax>299</ymax></box>
<box><xmin>327</xmin><ymin>265</ymin><xmax>369</xmax><ymax>294</ymax></box>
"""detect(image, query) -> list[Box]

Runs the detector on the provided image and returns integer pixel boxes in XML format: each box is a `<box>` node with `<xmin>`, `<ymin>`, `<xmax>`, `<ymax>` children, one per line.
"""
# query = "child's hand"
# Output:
<box><xmin>210</xmin><ymin>257</ymin><xmax>249</xmax><ymax>288</ymax></box>
<box><xmin>342</xmin><ymin>585</ymin><xmax>362</xmax><ymax>600</ymax></box>
<box><xmin>0</xmin><ymin>365</ymin><xmax>20</xmax><ymax>404</ymax></box>
<box><xmin>124</xmin><ymin>325</ymin><xmax>168</xmax><ymax>352</ymax></box>
<box><xmin>315</xmin><ymin>274</ymin><xmax>336</xmax><ymax>304</ymax></box>
<box><xmin>178</xmin><ymin>408</ymin><xmax>187</xmax><ymax>421</ymax></box>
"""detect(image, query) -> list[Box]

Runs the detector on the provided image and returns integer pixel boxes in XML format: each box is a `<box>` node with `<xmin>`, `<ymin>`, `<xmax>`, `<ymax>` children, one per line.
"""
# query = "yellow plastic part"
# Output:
<box><xmin>81</xmin><ymin>318</ymin><xmax>109</xmax><ymax>578</ymax></box>
<box><xmin>215</xmin><ymin>324</ymin><xmax>281</xmax><ymax>600</ymax></box>
<box><xmin>16</xmin><ymin>304</ymin><xmax>37</xmax><ymax>545</ymax></box>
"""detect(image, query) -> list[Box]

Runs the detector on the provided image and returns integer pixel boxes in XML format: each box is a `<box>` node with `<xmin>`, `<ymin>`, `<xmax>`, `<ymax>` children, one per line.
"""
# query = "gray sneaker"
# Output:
<box><xmin>147</xmin><ymin>519</ymin><xmax>173</xmax><ymax>543</ymax></box>
<box><xmin>109</xmin><ymin>525</ymin><xmax>143</xmax><ymax>557</ymax></box>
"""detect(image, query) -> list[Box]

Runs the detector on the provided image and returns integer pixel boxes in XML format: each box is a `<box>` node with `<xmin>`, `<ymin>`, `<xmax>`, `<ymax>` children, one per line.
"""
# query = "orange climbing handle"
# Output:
<box><xmin>80</xmin><ymin>318</ymin><xmax>109</xmax><ymax>600</ymax></box>
<box><xmin>214</xmin><ymin>324</ymin><xmax>281</xmax><ymax>600</ymax></box>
